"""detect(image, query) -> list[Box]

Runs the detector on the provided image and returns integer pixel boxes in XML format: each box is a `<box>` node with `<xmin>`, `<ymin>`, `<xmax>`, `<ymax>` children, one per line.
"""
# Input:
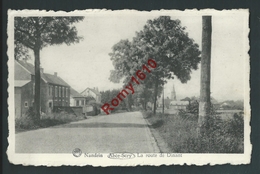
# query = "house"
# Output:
<box><xmin>43</xmin><ymin>72</ymin><xmax>70</xmax><ymax>111</ymax></box>
<box><xmin>15</xmin><ymin>60</ymin><xmax>70</xmax><ymax>118</ymax></box>
<box><xmin>170</xmin><ymin>101</ymin><xmax>189</xmax><ymax>110</ymax></box>
<box><xmin>15</xmin><ymin>80</ymin><xmax>34</xmax><ymax>119</ymax></box>
<box><xmin>70</xmin><ymin>88</ymin><xmax>101</xmax><ymax>116</ymax></box>
<box><xmin>81</xmin><ymin>87</ymin><xmax>101</xmax><ymax>103</ymax></box>
<box><xmin>70</xmin><ymin>88</ymin><xmax>85</xmax><ymax>106</ymax></box>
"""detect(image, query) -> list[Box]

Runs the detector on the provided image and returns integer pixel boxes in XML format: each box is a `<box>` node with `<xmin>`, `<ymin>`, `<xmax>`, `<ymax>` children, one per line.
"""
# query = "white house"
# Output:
<box><xmin>80</xmin><ymin>87</ymin><xmax>101</xmax><ymax>103</ymax></box>
<box><xmin>170</xmin><ymin>101</ymin><xmax>189</xmax><ymax>110</ymax></box>
<box><xmin>70</xmin><ymin>88</ymin><xmax>95</xmax><ymax>114</ymax></box>
<box><xmin>70</xmin><ymin>88</ymin><xmax>86</xmax><ymax>106</ymax></box>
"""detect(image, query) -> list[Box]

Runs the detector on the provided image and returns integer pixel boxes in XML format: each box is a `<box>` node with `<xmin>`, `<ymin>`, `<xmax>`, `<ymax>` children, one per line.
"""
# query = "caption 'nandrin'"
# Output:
<box><xmin>101</xmin><ymin>59</ymin><xmax>157</xmax><ymax>115</ymax></box>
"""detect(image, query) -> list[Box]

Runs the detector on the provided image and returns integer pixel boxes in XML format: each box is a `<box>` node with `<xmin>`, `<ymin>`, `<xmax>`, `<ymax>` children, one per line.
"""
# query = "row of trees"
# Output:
<box><xmin>108</xmin><ymin>16</ymin><xmax>215</xmax><ymax>137</ymax></box>
<box><xmin>100</xmin><ymin>83</ymin><xmax>165</xmax><ymax>112</ymax></box>
<box><xmin>100</xmin><ymin>89</ymin><xmax>128</xmax><ymax>111</ymax></box>
<box><xmin>108</xmin><ymin>16</ymin><xmax>201</xmax><ymax>114</ymax></box>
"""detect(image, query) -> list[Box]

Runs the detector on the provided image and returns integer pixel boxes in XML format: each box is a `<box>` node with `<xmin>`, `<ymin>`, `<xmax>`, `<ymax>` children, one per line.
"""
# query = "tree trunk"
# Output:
<box><xmin>153</xmin><ymin>79</ymin><xmax>158</xmax><ymax>114</ymax></box>
<box><xmin>162</xmin><ymin>84</ymin><xmax>164</xmax><ymax>114</ymax></box>
<box><xmin>198</xmin><ymin>16</ymin><xmax>212</xmax><ymax>136</ymax></box>
<box><xmin>34</xmin><ymin>48</ymin><xmax>41</xmax><ymax>120</ymax></box>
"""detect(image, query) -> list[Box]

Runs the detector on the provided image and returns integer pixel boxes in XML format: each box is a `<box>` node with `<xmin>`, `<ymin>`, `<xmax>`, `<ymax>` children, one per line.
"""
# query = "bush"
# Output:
<box><xmin>184</xmin><ymin>100</ymin><xmax>216</xmax><ymax>118</ymax></box>
<box><xmin>15</xmin><ymin>117</ymin><xmax>40</xmax><ymax>130</ymax></box>
<box><xmin>15</xmin><ymin>108</ymin><xmax>39</xmax><ymax>130</ymax></box>
<box><xmin>143</xmin><ymin>110</ymin><xmax>244</xmax><ymax>153</ymax></box>
<box><xmin>178</xmin><ymin>109</ymin><xmax>198</xmax><ymax>121</ymax></box>
<box><xmin>186</xmin><ymin>100</ymin><xmax>199</xmax><ymax>116</ymax></box>
<box><xmin>193</xmin><ymin>112</ymin><xmax>244</xmax><ymax>153</ymax></box>
<box><xmin>16</xmin><ymin>111</ymin><xmax>84</xmax><ymax>132</ymax></box>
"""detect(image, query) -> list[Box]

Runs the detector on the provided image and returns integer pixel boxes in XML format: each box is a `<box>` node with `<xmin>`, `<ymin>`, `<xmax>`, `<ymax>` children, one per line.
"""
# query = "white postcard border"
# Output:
<box><xmin>7</xmin><ymin>9</ymin><xmax>251</xmax><ymax>166</ymax></box>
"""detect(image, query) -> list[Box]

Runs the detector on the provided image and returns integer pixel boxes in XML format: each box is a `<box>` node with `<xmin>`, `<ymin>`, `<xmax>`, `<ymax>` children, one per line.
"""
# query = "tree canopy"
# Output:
<box><xmin>100</xmin><ymin>89</ymin><xmax>128</xmax><ymax>112</ymax></box>
<box><xmin>109</xmin><ymin>16</ymin><xmax>201</xmax><ymax>113</ymax></box>
<box><xmin>15</xmin><ymin>17</ymin><xmax>84</xmax><ymax>52</ymax></box>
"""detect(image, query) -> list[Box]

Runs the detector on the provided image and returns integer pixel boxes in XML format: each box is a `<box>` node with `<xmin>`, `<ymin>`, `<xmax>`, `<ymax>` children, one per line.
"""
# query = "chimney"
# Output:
<box><xmin>40</xmin><ymin>68</ymin><xmax>44</xmax><ymax>73</ymax></box>
<box><xmin>96</xmin><ymin>87</ymin><xmax>99</xmax><ymax>92</ymax></box>
<box><xmin>54</xmin><ymin>72</ymin><xmax>57</xmax><ymax>77</ymax></box>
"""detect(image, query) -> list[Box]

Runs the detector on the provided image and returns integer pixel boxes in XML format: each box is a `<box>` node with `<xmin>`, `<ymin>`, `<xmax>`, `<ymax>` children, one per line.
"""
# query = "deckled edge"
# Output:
<box><xmin>6</xmin><ymin>8</ymin><xmax>251</xmax><ymax>167</ymax></box>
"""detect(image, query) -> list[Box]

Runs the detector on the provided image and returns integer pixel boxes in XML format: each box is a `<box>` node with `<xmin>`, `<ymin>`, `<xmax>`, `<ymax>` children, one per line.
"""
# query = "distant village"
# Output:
<box><xmin>15</xmin><ymin>59</ymin><xmax>243</xmax><ymax>119</ymax></box>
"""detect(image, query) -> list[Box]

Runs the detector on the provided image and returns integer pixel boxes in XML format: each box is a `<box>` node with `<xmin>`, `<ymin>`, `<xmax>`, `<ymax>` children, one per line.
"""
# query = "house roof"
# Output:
<box><xmin>16</xmin><ymin>60</ymin><xmax>35</xmax><ymax>75</ymax></box>
<box><xmin>70</xmin><ymin>88</ymin><xmax>84</xmax><ymax>98</ymax></box>
<box><xmin>16</xmin><ymin>60</ymin><xmax>70</xmax><ymax>87</ymax></box>
<box><xmin>15</xmin><ymin>80</ymin><xmax>30</xmax><ymax>87</ymax></box>
<box><xmin>81</xmin><ymin>87</ymin><xmax>101</xmax><ymax>96</ymax></box>
<box><xmin>43</xmin><ymin>73</ymin><xmax>70</xmax><ymax>87</ymax></box>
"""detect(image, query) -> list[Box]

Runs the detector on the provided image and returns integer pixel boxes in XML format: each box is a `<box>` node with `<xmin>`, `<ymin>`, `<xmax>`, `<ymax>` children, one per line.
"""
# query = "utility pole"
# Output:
<box><xmin>198</xmin><ymin>16</ymin><xmax>212</xmax><ymax>137</ymax></box>
<box><xmin>162</xmin><ymin>84</ymin><xmax>164</xmax><ymax>114</ymax></box>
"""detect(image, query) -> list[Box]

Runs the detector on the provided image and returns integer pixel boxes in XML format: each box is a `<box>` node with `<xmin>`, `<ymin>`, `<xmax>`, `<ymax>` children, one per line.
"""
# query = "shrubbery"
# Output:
<box><xmin>144</xmin><ymin>109</ymin><xmax>244</xmax><ymax>153</ymax></box>
<box><xmin>191</xmin><ymin>112</ymin><xmax>244</xmax><ymax>153</ymax></box>
<box><xmin>15</xmin><ymin>109</ymin><xmax>85</xmax><ymax>133</ymax></box>
<box><xmin>185</xmin><ymin>100</ymin><xmax>199</xmax><ymax>116</ymax></box>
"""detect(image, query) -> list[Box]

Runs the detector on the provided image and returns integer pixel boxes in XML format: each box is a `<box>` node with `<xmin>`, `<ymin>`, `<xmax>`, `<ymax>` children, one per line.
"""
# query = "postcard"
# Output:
<box><xmin>7</xmin><ymin>9</ymin><xmax>251</xmax><ymax>166</ymax></box>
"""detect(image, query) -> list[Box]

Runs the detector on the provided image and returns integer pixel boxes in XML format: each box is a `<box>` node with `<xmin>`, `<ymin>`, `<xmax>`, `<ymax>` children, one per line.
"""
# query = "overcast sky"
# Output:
<box><xmin>28</xmin><ymin>10</ymin><xmax>248</xmax><ymax>102</ymax></box>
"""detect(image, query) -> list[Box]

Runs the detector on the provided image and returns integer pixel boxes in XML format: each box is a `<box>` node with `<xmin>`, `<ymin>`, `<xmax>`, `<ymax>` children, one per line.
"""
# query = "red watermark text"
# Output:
<box><xmin>101</xmin><ymin>59</ymin><xmax>157</xmax><ymax>114</ymax></box>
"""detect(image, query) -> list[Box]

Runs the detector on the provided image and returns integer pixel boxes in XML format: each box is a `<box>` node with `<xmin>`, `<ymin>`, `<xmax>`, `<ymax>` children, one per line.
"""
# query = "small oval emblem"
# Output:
<box><xmin>72</xmin><ymin>148</ymin><xmax>82</xmax><ymax>157</ymax></box>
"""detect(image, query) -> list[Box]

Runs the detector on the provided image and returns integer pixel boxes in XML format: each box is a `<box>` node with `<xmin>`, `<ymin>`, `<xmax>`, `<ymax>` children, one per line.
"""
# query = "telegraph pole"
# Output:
<box><xmin>198</xmin><ymin>16</ymin><xmax>212</xmax><ymax>137</ymax></box>
<box><xmin>162</xmin><ymin>84</ymin><xmax>164</xmax><ymax>114</ymax></box>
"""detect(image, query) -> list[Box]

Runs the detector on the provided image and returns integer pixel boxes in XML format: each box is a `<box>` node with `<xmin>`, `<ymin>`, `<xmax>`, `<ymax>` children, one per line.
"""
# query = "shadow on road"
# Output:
<box><xmin>53</xmin><ymin>122</ymin><xmax>147</xmax><ymax>128</ymax></box>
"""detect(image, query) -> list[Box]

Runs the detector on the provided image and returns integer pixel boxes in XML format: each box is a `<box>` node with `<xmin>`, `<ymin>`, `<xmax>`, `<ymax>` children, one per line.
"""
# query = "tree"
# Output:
<box><xmin>15</xmin><ymin>17</ymin><xmax>84</xmax><ymax>120</ymax></box>
<box><xmin>15</xmin><ymin>42</ymin><xmax>31</xmax><ymax>61</ymax></box>
<box><xmin>109</xmin><ymin>16</ymin><xmax>201</xmax><ymax>114</ymax></box>
<box><xmin>198</xmin><ymin>16</ymin><xmax>212</xmax><ymax>136</ymax></box>
<box><xmin>100</xmin><ymin>89</ymin><xmax>128</xmax><ymax>112</ymax></box>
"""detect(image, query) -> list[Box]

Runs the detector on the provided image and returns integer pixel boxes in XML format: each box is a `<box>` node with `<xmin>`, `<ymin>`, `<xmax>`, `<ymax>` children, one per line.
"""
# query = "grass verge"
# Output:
<box><xmin>142</xmin><ymin>110</ymin><xmax>244</xmax><ymax>153</ymax></box>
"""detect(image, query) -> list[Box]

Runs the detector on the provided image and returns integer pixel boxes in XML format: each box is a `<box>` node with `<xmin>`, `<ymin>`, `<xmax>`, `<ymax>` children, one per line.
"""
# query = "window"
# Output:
<box><xmin>49</xmin><ymin>85</ymin><xmax>52</xmax><ymax>96</ymax></box>
<box><xmin>63</xmin><ymin>87</ymin><xmax>65</xmax><ymax>97</ymax></box>
<box><xmin>76</xmin><ymin>100</ymin><xmax>79</xmax><ymax>106</ymax></box>
<box><xmin>55</xmin><ymin>86</ymin><xmax>58</xmax><ymax>97</ymax></box>
<box><xmin>49</xmin><ymin>102</ymin><xmax>52</xmax><ymax>108</ymax></box>
<box><xmin>81</xmin><ymin>100</ymin><xmax>84</xmax><ymax>106</ymax></box>
<box><xmin>59</xmin><ymin>87</ymin><xmax>61</xmax><ymax>97</ymax></box>
<box><xmin>66</xmin><ymin>88</ymin><xmax>68</xmax><ymax>97</ymax></box>
<box><xmin>24</xmin><ymin>101</ymin><xmax>28</xmax><ymax>107</ymax></box>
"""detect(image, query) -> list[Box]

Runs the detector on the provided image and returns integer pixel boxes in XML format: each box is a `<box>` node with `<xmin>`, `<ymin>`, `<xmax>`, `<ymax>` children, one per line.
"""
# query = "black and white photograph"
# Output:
<box><xmin>7</xmin><ymin>9</ymin><xmax>250</xmax><ymax>166</ymax></box>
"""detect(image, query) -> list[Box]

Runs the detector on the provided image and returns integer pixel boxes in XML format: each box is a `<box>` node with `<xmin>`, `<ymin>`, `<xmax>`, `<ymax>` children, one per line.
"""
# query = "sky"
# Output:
<box><xmin>27</xmin><ymin>10</ymin><xmax>248</xmax><ymax>102</ymax></box>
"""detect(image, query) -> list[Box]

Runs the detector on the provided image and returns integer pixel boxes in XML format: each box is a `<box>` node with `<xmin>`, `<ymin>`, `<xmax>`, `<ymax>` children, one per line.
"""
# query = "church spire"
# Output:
<box><xmin>171</xmin><ymin>83</ymin><xmax>176</xmax><ymax>101</ymax></box>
